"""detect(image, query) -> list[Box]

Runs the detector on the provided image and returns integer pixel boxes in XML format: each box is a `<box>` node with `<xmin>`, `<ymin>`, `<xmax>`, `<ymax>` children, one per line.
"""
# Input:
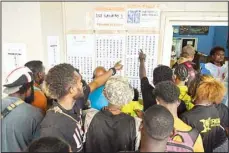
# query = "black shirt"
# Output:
<box><xmin>215</xmin><ymin>103</ymin><xmax>229</xmax><ymax>128</ymax></box>
<box><xmin>38</xmin><ymin>102</ymin><xmax>84</xmax><ymax>152</ymax></box>
<box><xmin>180</xmin><ymin>105</ymin><xmax>227</xmax><ymax>152</ymax></box>
<box><xmin>141</xmin><ymin>77</ymin><xmax>187</xmax><ymax>114</ymax></box>
<box><xmin>140</xmin><ymin>77</ymin><xmax>156</xmax><ymax>111</ymax></box>
<box><xmin>84</xmin><ymin>109</ymin><xmax>141</xmax><ymax>152</ymax></box>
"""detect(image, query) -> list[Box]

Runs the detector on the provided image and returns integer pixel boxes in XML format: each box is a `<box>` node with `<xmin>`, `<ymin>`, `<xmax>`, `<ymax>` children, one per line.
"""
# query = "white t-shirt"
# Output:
<box><xmin>205</xmin><ymin>62</ymin><xmax>227</xmax><ymax>82</ymax></box>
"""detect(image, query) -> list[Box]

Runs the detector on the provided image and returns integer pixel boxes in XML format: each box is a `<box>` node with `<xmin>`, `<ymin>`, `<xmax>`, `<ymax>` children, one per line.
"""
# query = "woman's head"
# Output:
<box><xmin>189</xmin><ymin>74</ymin><xmax>226</xmax><ymax>104</ymax></box>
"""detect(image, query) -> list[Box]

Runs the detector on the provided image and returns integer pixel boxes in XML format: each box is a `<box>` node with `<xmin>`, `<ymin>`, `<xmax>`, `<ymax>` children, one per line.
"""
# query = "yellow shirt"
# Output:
<box><xmin>173</xmin><ymin>117</ymin><xmax>204</xmax><ymax>152</ymax></box>
<box><xmin>178</xmin><ymin>85</ymin><xmax>194</xmax><ymax>110</ymax></box>
<box><xmin>121</xmin><ymin>101</ymin><xmax>143</xmax><ymax>117</ymax></box>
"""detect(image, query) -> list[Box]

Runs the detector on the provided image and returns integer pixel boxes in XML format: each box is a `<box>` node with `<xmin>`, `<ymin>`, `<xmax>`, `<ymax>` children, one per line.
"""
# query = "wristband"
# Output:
<box><xmin>109</xmin><ymin>67</ymin><xmax>116</xmax><ymax>76</ymax></box>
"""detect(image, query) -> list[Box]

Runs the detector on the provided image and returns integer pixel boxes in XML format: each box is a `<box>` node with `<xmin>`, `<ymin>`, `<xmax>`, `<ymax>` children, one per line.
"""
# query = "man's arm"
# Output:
<box><xmin>139</xmin><ymin>50</ymin><xmax>146</xmax><ymax>80</ymax></box>
<box><xmin>88</xmin><ymin>61</ymin><xmax>123</xmax><ymax>92</ymax></box>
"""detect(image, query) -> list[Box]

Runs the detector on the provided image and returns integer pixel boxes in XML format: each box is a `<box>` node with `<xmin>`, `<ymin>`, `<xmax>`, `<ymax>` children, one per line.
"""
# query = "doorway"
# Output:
<box><xmin>159</xmin><ymin>11</ymin><xmax>228</xmax><ymax>66</ymax></box>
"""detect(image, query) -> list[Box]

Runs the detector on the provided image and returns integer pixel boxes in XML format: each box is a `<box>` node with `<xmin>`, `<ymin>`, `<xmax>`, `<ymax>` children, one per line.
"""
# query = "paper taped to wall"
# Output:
<box><xmin>66</xmin><ymin>34</ymin><xmax>95</xmax><ymax>80</ymax></box>
<box><xmin>47</xmin><ymin>36</ymin><xmax>60</xmax><ymax>69</ymax></box>
<box><xmin>94</xmin><ymin>7</ymin><xmax>126</xmax><ymax>30</ymax></box>
<box><xmin>95</xmin><ymin>34</ymin><xmax>126</xmax><ymax>76</ymax></box>
<box><xmin>3</xmin><ymin>43</ymin><xmax>27</xmax><ymax>74</ymax></box>
<box><xmin>126</xmin><ymin>8</ymin><xmax>160</xmax><ymax>28</ymax></box>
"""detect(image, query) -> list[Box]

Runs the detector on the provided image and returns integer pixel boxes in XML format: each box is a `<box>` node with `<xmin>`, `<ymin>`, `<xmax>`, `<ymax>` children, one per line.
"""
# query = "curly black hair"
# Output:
<box><xmin>153</xmin><ymin>81</ymin><xmax>180</xmax><ymax>103</ymax></box>
<box><xmin>44</xmin><ymin>63</ymin><xmax>78</xmax><ymax>99</ymax></box>
<box><xmin>174</xmin><ymin>64</ymin><xmax>189</xmax><ymax>81</ymax></box>
<box><xmin>27</xmin><ymin>137</ymin><xmax>70</xmax><ymax>152</ymax></box>
<box><xmin>144</xmin><ymin>105</ymin><xmax>174</xmax><ymax>140</ymax></box>
<box><xmin>210</xmin><ymin>46</ymin><xmax>225</xmax><ymax>56</ymax></box>
<box><xmin>153</xmin><ymin>65</ymin><xmax>173</xmax><ymax>85</ymax></box>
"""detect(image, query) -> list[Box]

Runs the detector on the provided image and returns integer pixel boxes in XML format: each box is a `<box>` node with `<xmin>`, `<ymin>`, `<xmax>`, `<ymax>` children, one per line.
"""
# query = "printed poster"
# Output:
<box><xmin>126</xmin><ymin>5</ymin><xmax>160</xmax><ymax>28</ymax></box>
<box><xmin>66</xmin><ymin>34</ymin><xmax>95</xmax><ymax>81</ymax></box>
<box><xmin>47</xmin><ymin>36</ymin><xmax>60</xmax><ymax>69</ymax></box>
<box><xmin>94</xmin><ymin>7</ymin><xmax>126</xmax><ymax>30</ymax></box>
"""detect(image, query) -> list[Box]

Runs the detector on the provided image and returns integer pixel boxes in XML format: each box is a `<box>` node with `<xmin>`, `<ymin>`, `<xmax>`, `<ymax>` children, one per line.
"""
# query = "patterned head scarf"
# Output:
<box><xmin>103</xmin><ymin>76</ymin><xmax>134</xmax><ymax>107</ymax></box>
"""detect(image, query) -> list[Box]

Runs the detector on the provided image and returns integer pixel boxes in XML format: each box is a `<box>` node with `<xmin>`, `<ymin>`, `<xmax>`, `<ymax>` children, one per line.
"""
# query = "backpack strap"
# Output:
<box><xmin>1</xmin><ymin>100</ymin><xmax>24</xmax><ymax>119</ymax></box>
<box><xmin>170</xmin><ymin>128</ymin><xmax>199</xmax><ymax>147</ymax></box>
<box><xmin>187</xmin><ymin>128</ymin><xmax>199</xmax><ymax>146</ymax></box>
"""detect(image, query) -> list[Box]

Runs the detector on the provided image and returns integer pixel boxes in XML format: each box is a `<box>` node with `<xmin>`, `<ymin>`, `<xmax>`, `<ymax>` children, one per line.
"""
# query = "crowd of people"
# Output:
<box><xmin>1</xmin><ymin>45</ymin><xmax>228</xmax><ymax>152</ymax></box>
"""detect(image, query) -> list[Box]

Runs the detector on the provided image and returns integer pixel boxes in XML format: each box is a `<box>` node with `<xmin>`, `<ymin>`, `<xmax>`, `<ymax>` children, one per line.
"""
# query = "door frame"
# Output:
<box><xmin>158</xmin><ymin>11</ymin><xmax>228</xmax><ymax>66</ymax></box>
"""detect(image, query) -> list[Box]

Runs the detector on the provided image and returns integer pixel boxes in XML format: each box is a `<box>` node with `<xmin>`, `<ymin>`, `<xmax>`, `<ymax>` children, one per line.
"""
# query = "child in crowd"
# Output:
<box><xmin>121</xmin><ymin>88</ymin><xmax>143</xmax><ymax>117</ymax></box>
<box><xmin>173</xmin><ymin>64</ymin><xmax>194</xmax><ymax>111</ymax></box>
<box><xmin>181</xmin><ymin>76</ymin><xmax>228</xmax><ymax>152</ymax></box>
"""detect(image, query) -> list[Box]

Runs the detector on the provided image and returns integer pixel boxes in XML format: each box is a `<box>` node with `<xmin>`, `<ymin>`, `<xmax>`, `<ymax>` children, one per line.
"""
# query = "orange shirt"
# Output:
<box><xmin>32</xmin><ymin>83</ymin><xmax>47</xmax><ymax>113</ymax></box>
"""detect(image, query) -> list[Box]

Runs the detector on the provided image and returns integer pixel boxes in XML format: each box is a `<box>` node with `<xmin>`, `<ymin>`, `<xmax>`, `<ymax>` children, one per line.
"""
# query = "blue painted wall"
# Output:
<box><xmin>213</xmin><ymin>26</ymin><xmax>228</xmax><ymax>57</ymax></box>
<box><xmin>173</xmin><ymin>26</ymin><xmax>228</xmax><ymax>57</ymax></box>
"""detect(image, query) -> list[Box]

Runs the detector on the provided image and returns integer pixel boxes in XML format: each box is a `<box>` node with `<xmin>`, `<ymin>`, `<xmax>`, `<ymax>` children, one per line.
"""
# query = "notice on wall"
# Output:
<box><xmin>95</xmin><ymin>34</ymin><xmax>125</xmax><ymax>76</ymax></box>
<box><xmin>47</xmin><ymin>36</ymin><xmax>60</xmax><ymax>69</ymax></box>
<box><xmin>3</xmin><ymin>43</ymin><xmax>27</xmax><ymax>75</ymax></box>
<box><xmin>126</xmin><ymin>5</ymin><xmax>160</xmax><ymax>28</ymax></box>
<box><xmin>66</xmin><ymin>34</ymin><xmax>95</xmax><ymax>81</ymax></box>
<box><xmin>125</xmin><ymin>34</ymin><xmax>159</xmax><ymax>94</ymax></box>
<box><xmin>94</xmin><ymin>7</ymin><xmax>126</xmax><ymax>30</ymax></box>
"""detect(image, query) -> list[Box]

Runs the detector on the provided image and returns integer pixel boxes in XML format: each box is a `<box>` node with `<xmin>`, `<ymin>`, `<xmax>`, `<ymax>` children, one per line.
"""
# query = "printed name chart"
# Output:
<box><xmin>66</xmin><ymin>33</ymin><xmax>158</xmax><ymax>91</ymax></box>
<box><xmin>65</xmin><ymin>5</ymin><xmax>160</xmax><ymax>93</ymax></box>
<box><xmin>66</xmin><ymin>34</ymin><xmax>95</xmax><ymax>83</ymax></box>
<box><xmin>125</xmin><ymin>34</ymin><xmax>158</xmax><ymax>94</ymax></box>
<box><xmin>3</xmin><ymin>43</ymin><xmax>27</xmax><ymax>75</ymax></box>
<box><xmin>47</xmin><ymin>36</ymin><xmax>60</xmax><ymax>69</ymax></box>
<box><xmin>95</xmin><ymin>34</ymin><xmax>125</xmax><ymax>76</ymax></box>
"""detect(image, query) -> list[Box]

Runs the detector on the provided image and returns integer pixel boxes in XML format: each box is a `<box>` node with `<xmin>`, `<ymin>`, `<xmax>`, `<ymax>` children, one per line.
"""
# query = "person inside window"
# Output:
<box><xmin>172</xmin><ymin>45</ymin><xmax>197</xmax><ymax>87</ymax></box>
<box><xmin>205</xmin><ymin>46</ymin><xmax>226</xmax><ymax>82</ymax></box>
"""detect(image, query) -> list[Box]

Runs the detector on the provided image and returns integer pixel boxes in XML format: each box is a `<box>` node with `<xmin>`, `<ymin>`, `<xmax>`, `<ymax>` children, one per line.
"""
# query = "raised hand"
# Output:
<box><xmin>114</xmin><ymin>60</ymin><xmax>123</xmax><ymax>71</ymax></box>
<box><xmin>139</xmin><ymin>50</ymin><xmax>146</xmax><ymax>62</ymax></box>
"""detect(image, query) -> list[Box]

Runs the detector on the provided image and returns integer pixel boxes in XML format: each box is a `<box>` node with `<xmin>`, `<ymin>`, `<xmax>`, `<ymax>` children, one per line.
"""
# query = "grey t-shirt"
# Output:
<box><xmin>1</xmin><ymin>96</ymin><xmax>44</xmax><ymax>152</ymax></box>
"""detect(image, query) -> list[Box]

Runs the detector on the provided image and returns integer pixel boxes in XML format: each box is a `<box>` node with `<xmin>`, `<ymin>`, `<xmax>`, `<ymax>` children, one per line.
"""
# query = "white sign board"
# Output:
<box><xmin>47</xmin><ymin>36</ymin><xmax>60</xmax><ymax>69</ymax></box>
<box><xmin>94</xmin><ymin>7</ymin><xmax>126</xmax><ymax>30</ymax></box>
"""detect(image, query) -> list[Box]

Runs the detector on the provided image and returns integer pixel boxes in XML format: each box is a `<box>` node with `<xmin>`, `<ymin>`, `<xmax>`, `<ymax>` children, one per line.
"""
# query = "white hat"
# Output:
<box><xmin>3</xmin><ymin>67</ymin><xmax>33</xmax><ymax>95</ymax></box>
